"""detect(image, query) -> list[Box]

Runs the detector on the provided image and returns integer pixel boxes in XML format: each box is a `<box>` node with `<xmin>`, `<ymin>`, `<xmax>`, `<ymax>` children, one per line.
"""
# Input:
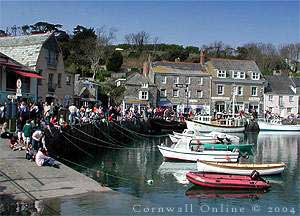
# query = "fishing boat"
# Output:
<box><xmin>258</xmin><ymin>119</ymin><xmax>300</xmax><ymax>131</ymax></box>
<box><xmin>186</xmin><ymin>172</ymin><xmax>271</xmax><ymax>189</ymax></box>
<box><xmin>186</xmin><ymin>119</ymin><xmax>245</xmax><ymax>133</ymax></box>
<box><xmin>149</xmin><ymin>118</ymin><xmax>186</xmax><ymax>132</ymax></box>
<box><xmin>196</xmin><ymin>160</ymin><xmax>286</xmax><ymax>176</ymax></box>
<box><xmin>171</xmin><ymin>129</ymin><xmax>240</xmax><ymax>144</ymax></box>
<box><xmin>190</xmin><ymin>141</ymin><xmax>253</xmax><ymax>152</ymax></box>
<box><xmin>157</xmin><ymin>138</ymin><xmax>239</xmax><ymax>162</ymax></box>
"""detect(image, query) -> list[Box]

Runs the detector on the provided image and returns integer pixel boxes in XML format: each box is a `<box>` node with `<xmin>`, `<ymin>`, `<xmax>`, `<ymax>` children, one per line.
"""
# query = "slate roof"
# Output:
<box><xmin>125</xmin><ymin>73</ymin><xmax>154</xmax><ymax>86</ymax></box>
<box><xmin>151</xmin><ymin>61</ymin><xmax>207</xmax><ymax>75</ymax></box>
<box><xmin>0</xmin><ymin>33</ymin><xmax>51</xmax><ymax>67</ymax></box>
<box><xmin>292</xmin><ymin>77</ymin><xmax>300</xmax><ymax>87</ymax></box>
<box><xmin>209</xmin><ymin>58</ymin><xmax>261</xmax><ymax>74</ymax></box>
<box><xmin>265</xmin><ymin>75</ymin><xmax>296</xmax><ymax>95</ymax></box>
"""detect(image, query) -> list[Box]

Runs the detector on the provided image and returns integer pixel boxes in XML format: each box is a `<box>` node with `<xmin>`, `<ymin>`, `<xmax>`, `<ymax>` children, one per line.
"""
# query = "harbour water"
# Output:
<box><xmin>2</xmin><ymin>132</ymin><xmax>299</xmax><ymax>215</ymax></box>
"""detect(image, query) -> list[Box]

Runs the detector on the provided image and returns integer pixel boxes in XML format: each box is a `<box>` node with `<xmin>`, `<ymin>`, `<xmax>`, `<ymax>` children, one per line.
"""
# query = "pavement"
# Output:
<box><xmin>0</xmin><ymin>137</ymin><xmax>110</xmax><ymax>201</ymax></box>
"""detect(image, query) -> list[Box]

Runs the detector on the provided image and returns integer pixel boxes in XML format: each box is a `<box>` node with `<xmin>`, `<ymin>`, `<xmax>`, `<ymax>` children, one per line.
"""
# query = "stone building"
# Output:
<box><xmin>0</xmin><ymin>52</ymin><xmax>42</xmax><ymax>102</ymax></box>
<box><xmin>264</xmin><ymin>74</ymin><xmax>300</xmax><ymax>117</ymax></box>
<box><xmin>0</xmin><ymin>33</ymin><xmax>73</xmax><ymax>104</ymax></box>
<box><xmin>206</xmin><ymin>58</ymin><xmax>264</xmax><ymax>114</ymax></box>
<box><xmin>146</xmin><ymin>60</ymin><xmax>211</xmax><ymax>113</ymax></box>
<box><xmin>121</xmin><ymin>72</ymin><xmax>157</xmax><ymax>111</ymax></box>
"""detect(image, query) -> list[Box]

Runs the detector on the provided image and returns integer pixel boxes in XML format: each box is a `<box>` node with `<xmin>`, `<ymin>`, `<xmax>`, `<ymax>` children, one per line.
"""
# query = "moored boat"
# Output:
<box><xmin>258</xmin><ymin>120</ymin><xmax>300</xmax><ymax>132</ymax></box>
<box><xmin>157</xmin><ymin>138</ymin><xmax>239</xmax><ymax>162</ymax></box>
<box><xmin>186</xmin><ymin>120</ymin><xmax>245</xmax><ymax>133</ymax></box>
<box><xmin>192</xmin><ymin>142</ymin><xmax>253</xmax><ymax>152</ymax></box>
<box><xmin>186</xmin><ymin>172</ymin><xmax>270</xmax><ymax>189</ymax></box>
<box><xmin>196</xmin><ymin>160</ymin><xmax>286</xmax><ymax>175</ymax></box>
<box><xmin>171</xmin><ymin>129</ymin><xmax>240</xmax><ymax>144</ymax></box>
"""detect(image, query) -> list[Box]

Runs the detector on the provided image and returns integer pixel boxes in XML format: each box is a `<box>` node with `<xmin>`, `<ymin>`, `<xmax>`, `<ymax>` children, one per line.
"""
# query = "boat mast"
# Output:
<box><xmin>232</xmin><ymin>85</ymin><xmax>236</xmax><ymax>118</ymax></box>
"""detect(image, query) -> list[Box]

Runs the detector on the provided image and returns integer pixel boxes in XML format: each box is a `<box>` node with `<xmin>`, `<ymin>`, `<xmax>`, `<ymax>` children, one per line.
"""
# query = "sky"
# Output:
<box><xmin>0</xmin><ymin>1</ymin><xmax>299</xmax><ymax>47</ymax></box>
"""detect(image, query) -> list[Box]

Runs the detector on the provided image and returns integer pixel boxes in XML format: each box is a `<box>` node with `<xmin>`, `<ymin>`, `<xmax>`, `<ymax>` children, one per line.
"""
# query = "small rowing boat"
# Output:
<box><xmin>186</xmin><ymin>172</ymin><xmax>270</xmax><ymax>189</ymax></box>
<box><xmin>196</xmin><ymin>160</ymin><xmax>286</xmax><ymax>175</ymax></box>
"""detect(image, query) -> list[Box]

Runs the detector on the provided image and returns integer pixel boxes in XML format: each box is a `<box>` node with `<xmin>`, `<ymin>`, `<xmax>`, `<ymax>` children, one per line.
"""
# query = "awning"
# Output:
<box><xmin>15</xmin><ymin>70</ymin><xmax>43</xmax><ymax>79</ymax></box>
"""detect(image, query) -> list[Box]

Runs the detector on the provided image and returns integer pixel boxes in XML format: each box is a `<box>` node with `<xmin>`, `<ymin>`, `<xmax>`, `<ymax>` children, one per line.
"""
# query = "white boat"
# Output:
<box><xmin>157</xmin><ymin>138</ymin><xmax>239</xmax><ymax>162</ymax></box>
<box><xmin>170</xmin><ymin>129</ymin><xmax>240</xmax><ymax>144</ymax></box>
<box><xmin>258</xmin><ymin>120</ymin><xmax>300</xmax><ymax>132</ymax></box>
<box><xmin>186</xmin><ymin>120</ymin><xmax>245</xmax><ymax>133</ymax></box>
<box><xmin>197</xmin><ymin>160</ymin><xmax>286</xmax><ymax>176</ymax></box>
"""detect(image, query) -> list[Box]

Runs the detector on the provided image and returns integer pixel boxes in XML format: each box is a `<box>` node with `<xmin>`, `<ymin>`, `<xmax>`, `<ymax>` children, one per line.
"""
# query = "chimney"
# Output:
<box><xmin>200</xmin><ymin>49</ymin><xmax>205</xmax><ymax>65</ymax></box>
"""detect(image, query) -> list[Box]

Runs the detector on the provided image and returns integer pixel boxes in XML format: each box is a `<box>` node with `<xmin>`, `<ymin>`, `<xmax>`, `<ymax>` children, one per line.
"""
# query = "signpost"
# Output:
<box><xmin>16</xmin><ymin>78</ymin><xmax>22</xmax><ymax>97</ymax></box>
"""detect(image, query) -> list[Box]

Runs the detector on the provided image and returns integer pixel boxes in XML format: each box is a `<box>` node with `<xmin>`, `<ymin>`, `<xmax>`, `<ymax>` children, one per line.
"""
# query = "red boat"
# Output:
<box><xmin>186</xmin><ymin>171</ymin><xmax>270</xmax><ymax>190</ymax></box>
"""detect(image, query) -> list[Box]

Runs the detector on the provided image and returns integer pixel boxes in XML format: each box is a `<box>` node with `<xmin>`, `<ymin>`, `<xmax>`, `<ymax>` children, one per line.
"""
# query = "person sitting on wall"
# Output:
<box><xmin>35</xmin><ymin>148</ymin><xmax>59</xmax><ymax>168</ymax></box>
<box><xmin>0</xmin><ymin>122</ymin><xmax>13</xmax><ymax>139</ymax></box>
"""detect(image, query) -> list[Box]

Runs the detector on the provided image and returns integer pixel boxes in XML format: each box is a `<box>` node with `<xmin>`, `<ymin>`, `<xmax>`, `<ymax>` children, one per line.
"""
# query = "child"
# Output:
<box><xmin>25</xmin><ymin>144</ymin><xmax>35</xmax><ymax>161</ymax></box>
<box><xmin>23</xmin><ymin>120</ymin><xmax>32</xmax><ymax>148</ymax></box>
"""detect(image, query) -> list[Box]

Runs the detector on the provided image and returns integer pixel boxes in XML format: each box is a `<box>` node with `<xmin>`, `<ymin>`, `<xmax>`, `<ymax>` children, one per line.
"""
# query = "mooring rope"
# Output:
<box><xmin>93</xmin><ymin>123</ymin><xmax>134</xmax><ymax>146</ymax></box>
<box><xmin>63</xmin><ymin>130</ymin><xmax>153</xmax><ymax>150</ymax></box>
<box><xmin>71</xmin><ymin>126</ymin><xmax>124</xmax><ymax>147</ymax></box>
<box><xmin>110</xmin><ymin>122</ymin><xmax>142</xmax><ymax>139</ymax></box>
<box><xmin>62</xmin><ymin>134</ymin><xmax>95</xmax><ymax>158</ymax></box>
<box><xmin>112</xmin><ymin>121</ymin><xmax>169</xmax><ymax>138</ymax></box>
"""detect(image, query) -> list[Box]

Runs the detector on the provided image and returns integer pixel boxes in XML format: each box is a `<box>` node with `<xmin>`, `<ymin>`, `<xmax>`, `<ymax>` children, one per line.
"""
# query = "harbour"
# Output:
<box><xmin>1</xmin><ymin>129</ymin><xmax>299</xmax><ymax>215</ymax></box>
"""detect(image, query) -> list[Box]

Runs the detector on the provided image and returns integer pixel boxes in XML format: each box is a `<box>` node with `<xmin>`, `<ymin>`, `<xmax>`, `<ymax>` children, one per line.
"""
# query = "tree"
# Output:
<box><xmin>0</xmin><ymin>29</ymin><xmax>8</xmax><ymax>37</ymax></box>
<box><xmin>30</xmin><ymin>22</ymin><xmax>62</xmax><ymax>34</ymax></box>
<box><xmin>124</xmin><ymin>31</ymin><xmax>150</xmax><ymax>47</ymax></box>
<box><xmin>21</xmin><ymin>25</ymin><xmax>30</xmax><ymax>35</ymax></box>
<box><xmin>106</xmin><ymin>51</ymin><xmax>123</xmax><ymax>72</ymax></box>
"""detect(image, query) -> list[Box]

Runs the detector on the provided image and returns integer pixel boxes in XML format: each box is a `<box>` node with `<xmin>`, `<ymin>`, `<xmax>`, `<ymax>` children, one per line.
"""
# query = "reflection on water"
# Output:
<box><xmin>2</xmin><ymin>132</ymin><xmax>299</xmax><ymax>215</ymax></box>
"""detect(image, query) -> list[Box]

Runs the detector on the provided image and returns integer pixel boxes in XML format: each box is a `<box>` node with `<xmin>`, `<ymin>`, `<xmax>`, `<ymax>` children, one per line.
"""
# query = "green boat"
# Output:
<box><xmin>191</xmin><ymin>143</ymin><xmax>254</xmax><ymax>152</ymax></box>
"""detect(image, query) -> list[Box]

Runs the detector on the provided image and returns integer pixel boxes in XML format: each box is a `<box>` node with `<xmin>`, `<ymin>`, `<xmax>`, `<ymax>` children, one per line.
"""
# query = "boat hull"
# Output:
<box><xmin>186</xmin><ymin>120</ymin><xmax>245</xmax><ymax>133</ymax></box>
<box><xmin>186</xmin><ymin>172</ymin><xmax>270</xmax><ymax>189</ymax></box>
<box><xmin>197</xmin><ymin>161</ymin><xmax>286</xmax><ymax>176</ymax></box>
<box><xmin>258</xmin><ymin>121</ymin><xmax>300</xmax><ymax>131</ymax></box>
<box><xmin>157</xmin><ymin>146</ymin><xmax>239</xmax><ymax>162</ymax></box>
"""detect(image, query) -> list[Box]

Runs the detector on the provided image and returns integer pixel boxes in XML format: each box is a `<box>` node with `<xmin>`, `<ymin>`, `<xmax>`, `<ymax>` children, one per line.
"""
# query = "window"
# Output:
<box><xmin>287</xmin><ymin>108</ymin><xmax>292</xmax><ymax>113</ymax></box>
<box><xmin>186</xmin><ymin>77</ymin><xmax>191</xmax><ymax>84</ymax></box>
<box><xmin>160</xmin><ymin>89</ymin><xmax>166</xmax><ymax>97</ymax></box>
<box><xmin>66</xmin><ymin>75</ymin><xmax>71</xmax><ymax>85</ymax></box>
<box><xmin>217</xmin><ymin>85</ymin><xmax>224</xmax><ymax>95</ymax></box>
<box><xmin>197</xmin><ymin>90</ymin><xmax>203</xmax><ymax>98</ymax></box>
<box><xmin>239</xmin><ymin>71</ymin><xmax>245</xmax><ymax>79</ymax></box>
<box><xmin>232</xmin><ymin>71</ymin><xmax>238</xmax><ymax>79</ymax></box>
<box><xmin>187</xmin><ymin>90</ymin><xmax>191</xmax><ymax>98</ymax></box>
<box><xmin>237</xmin><ymin>86</ymin><xmax>243</xmax><ymax>96</ymax></box>
<box><xmin>279</xmin><ymin>96</ymin><xmax>283</xmax><ymax>106</ymax></box>
<box><xmin>162</xmin><ymin>76</ymin><xmax>167</xmax><ymax>84</ymax></box>
<box><xmin>47</xmin><ymin>49</ymin><xmax>57</xmax><ymax>66</ymax></box>
<box><xmin>199</xmin><ymin>77</ymin><xmax>203</xmax><ymax>85</ymax></box>
<box><xmin>139</xmin><ymin>91</ymin><xmax>148</xmax><ymax>100</ymax></box>
<box><xmin>174</xmin><ymin>76</ymin><xmax>179</xmax><ymax>84</ymax></box>
<box><xmin>289</xmin><ymin>96</ymin><xmax>294</xmax><ymax>102</ymax></box>
<box><xmin>269</xmin><ymin>95</ymin><xmax>273</xmax><ymax>101</ymax></box>
<box><xmin>251</xmin><ymin>86</ymin><xmax>257</xmax><ymax>96</ymax></box>
<box><xmin>173</xmin><ymin>89</ymin><xmax>179</xmax><ymax>97</ymax></box>
<box><xmin>252</xmin><ymin>72</ymin><xmax>260</xmax><ymax>80</ymax></box>
<box><xmin>141</xmin><ymin>83</ymin><xmax>148</xmax><ymax>88</ymax></box>
<box><xmin>57</xmin><ymin>74</ymin><xmax>62</xmax><ymax>88</ymax></box>
<box><xmin>217</xmin><ymin>70</ymin><xmax>226</xmax><ymax>78</ymax></box>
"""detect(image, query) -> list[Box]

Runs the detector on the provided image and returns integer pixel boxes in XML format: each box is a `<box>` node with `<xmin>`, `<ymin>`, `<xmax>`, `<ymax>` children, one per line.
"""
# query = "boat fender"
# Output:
<box><xmin>146</xmin><ymin>179</ymin><xmax>154</xmax><ymax>185</ymax></box>
<box><xmin>250</xmin><ymin>170</ymin><xmax>260</xmax><ymax>180</ymax></box>
<box><xmin>225</xmin><ymin>155</ymin><xmax>231</xmax><ymax>161</ymax></box>
<box><xmin>233</xmin><ymin>148</ymin><xmax>239</xmax><ymax>153</ymax></box>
